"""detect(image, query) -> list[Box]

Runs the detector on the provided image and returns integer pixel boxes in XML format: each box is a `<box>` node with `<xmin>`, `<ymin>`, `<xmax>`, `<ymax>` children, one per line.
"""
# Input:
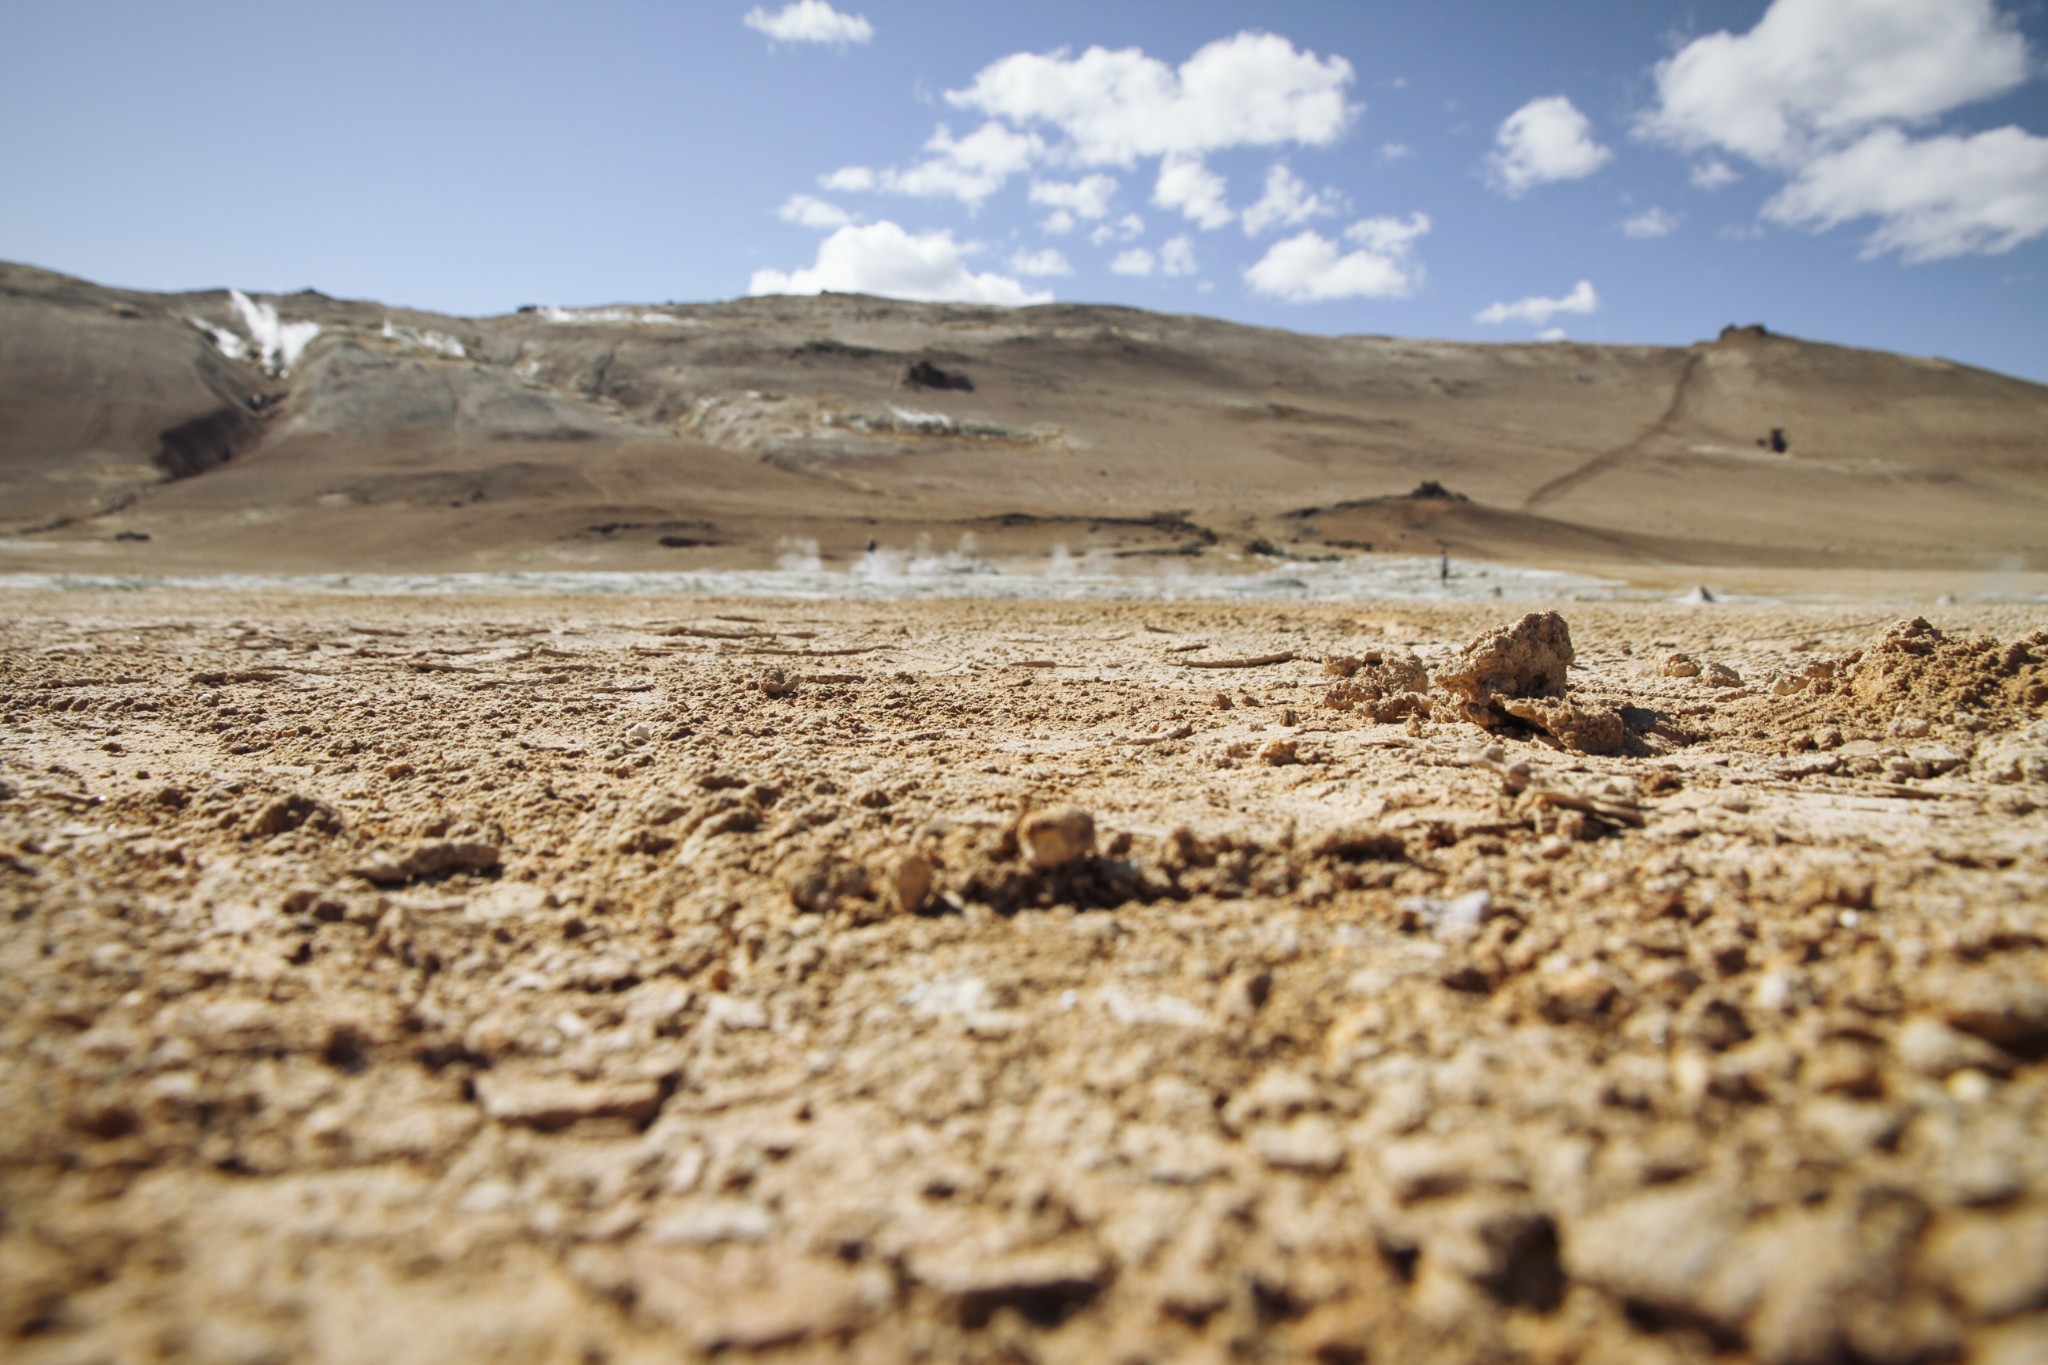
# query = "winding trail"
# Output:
<box><xmin>1523</xmin><ymin>352</ymin><xmax>1701</xmax><ymax>510</ymax></box>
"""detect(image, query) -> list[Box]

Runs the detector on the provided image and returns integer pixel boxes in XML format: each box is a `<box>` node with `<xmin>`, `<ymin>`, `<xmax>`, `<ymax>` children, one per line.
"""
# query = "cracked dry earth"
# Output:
<box><xmin>3</xmin><ymin>592</ymin><xmax>2048</xmax><ymax>1365</ymax></box>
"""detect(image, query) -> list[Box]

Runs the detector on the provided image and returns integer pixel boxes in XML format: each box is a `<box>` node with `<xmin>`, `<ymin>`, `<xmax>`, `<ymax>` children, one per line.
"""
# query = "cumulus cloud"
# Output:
<box><xmin>820</xmin><ymin>166</ymin><xmax>876</xmax><ymax>192</ymax></box>
<box><xmin>863</xmin><ymin>122</ymin><xmax>1046</xmax><ymax>209</ymax></box>
<box><xmin>1241</xmin><ymin>163</ymin><xmax>1340</xmax><ymax>236</ymax></box>
<box><xmin>1154</xmin><ymin>154</ymin><xmax>1234</xmax><ymax>229</ymax></box>
<box><xmin>1621</xmin><ymin>206</ymin><xmax>1681</xmax><ymax>238</ymax></box>
<box><xmin>1244</xmin><ymin>212</ymin><xmax>1430</xmax><ymax>302</ymax></box>
<box><xmin>1089</xmin><ymin>213</ymin><xmax>1145</xmax><ymax>246</ymax></box>
<box><xmin>1640</xmin><ymin>0</ymin><xmax>2027</xmax><ymax>168</ymax></box>
<box><xmin>749</xmin><ymin>221</ymin><xmax>1052</xmax><ymax>306</ymax></box>
<box><xmin>1010</xmin><ymin>246</ymin><xmax>1074</xmax><ymax>277</ymax></box>
<box><xmin>1475</xmin><ymin>279</ymin><xmax>1599</xmax><ymax>326</ymax></box>
<box><xmin>945</xmin><ymin>31</ymin><xmax>1356</xmax><ymax>166</ymax></box>
<box><xmin>1640</xmin><ymin>0</ymin><xmax>2044</xmax><ymax>260</ymax></box>
<box><xmin>1041</xmin><ymin>210</ymin><xmax>1077</xmax><ymax>235</ymax></box>
<box><xmin>1763</xmin><ymin>124</ymin><xmax>2048</xmax><ymax>261</ymax></box>
<box><xmin>1111</xmin><ymin>248</ymin><xmax>1156</xmax><ymax>277</ymax></box>
<box><xmin>778</xmin><ymin>194</ymin><xmax>855</xmax><ymax>230</ymax></box>
<box><xmin>1537</xmin><ymin>327</ymin><xmax>1570</xmax><ymax>341</ymax></box>
<box><xmin>1161</xmin><ymin>235</ymin><xmax>1198</xmax><ymax>277</ymax></box>
<box><xmin>744</xmin><ymin>0</ymin><xmax>872</xmax><ymax>47</ymax></box>
<box><xmin>1029</xmin><ymin>174</ymin><xmax>1119</xmax><ymax>220</ymax></box>
<box><xmin>1690</xmin><ymin>158</ymin><xmax>1741</xmax><ymax>190</ymax></box>
<box><xmin>1488</xmin><ymin>96</ymin><xmax>1613</xmax><ymax>195</ymax></box>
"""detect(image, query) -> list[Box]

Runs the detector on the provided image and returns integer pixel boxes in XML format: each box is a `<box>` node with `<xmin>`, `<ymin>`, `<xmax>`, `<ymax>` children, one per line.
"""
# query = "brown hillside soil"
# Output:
<box><xmin>2</xmin><ymin>591</ymin><xmax>2046</xmax><ymax>1364</ymax></box>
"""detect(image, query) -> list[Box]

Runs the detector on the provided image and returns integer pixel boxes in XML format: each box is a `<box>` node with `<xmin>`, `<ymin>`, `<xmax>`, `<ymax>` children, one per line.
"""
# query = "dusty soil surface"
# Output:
<box><xmin>3</xmin><ymin>591</ymin><xmax>2046</xmax><ymax>1364</ymax></box>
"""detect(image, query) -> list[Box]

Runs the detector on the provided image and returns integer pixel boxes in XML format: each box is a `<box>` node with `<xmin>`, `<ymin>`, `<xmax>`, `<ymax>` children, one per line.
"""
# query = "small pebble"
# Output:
<box><xmin>1947</xmin><ymin>1069</ymin><xmax>1994</xmax><ymax>1104</ymax></box>
<box><xmin>1019</xmin><ymin>806</ymin><xmax>1096</xmax><ymax>870</ymax></box>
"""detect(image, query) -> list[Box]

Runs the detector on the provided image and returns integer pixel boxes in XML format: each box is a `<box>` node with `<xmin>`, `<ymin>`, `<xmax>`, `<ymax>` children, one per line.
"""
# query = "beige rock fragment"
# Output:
<box><xmin>1561</xmin><ymin>1179</ymin><xmax>1745</xmax><ymax>1318</ymax></box>
<box><xmin>1258</xmin><ymin>738</ymin><xmax>1299</xmax><ymax>766</ymax></box>
<box><xmin>1923</xmin><ymin>966</ymin><xmax>2048</xmax><ymax>1048</ymax></box>
<box><xmin>474</xmin><ymin>1073</ymin><xmax>665</xmax><ymax>1131</ymax></box>
<box><xmin>1497</xmin><ymin>696</ymin><xmax>1625</xmax><ymax>756</ymax></box>
<box><xmin>782</xmin><ymin>851</ymin><xmax>872</xmax><ymax>913</ymax></box>
<box><xmin>1920</xmin><ymin>1206</ymin><xmax>2048</xmax><ymax>1320</ymax></box>
<box><xmin>1434</xmin><ymin>611</ymin><xmax>1573</xmax><ymax>714</ymax></box>
<box><xmin>624</xmin><ymin>1246</ymin><xmax>875</xmax><ymax>1349</ymax></box>
<box><xmin>1019</xmin><ymin>806</ymin><xmax>1095</xmax><ymax>869</ymax></box>
<box><xmin>1249</xmin><ymin>1116</ymin><xmax>1346</xmax><ymax>1173</ymax></box>
<box><xmin>351</xmin><ymin>841</ymin><xmax>499</xmax><ymax>885</ymax></box>
<box><xmin>1894</xmin><ymin>1015</ymin><xmax>2013</xmax><ymax>1077</ymax></box>
<box><xmin>884</xmin><ymin>851</ymin><xmax>934</xmax><ymax>914</ymax></box>
<box><xmin>1434</xmin><ymin>613</ymin><xmax>1624</xmax><ymax>753</ymax></box>
<box><xmin>645</xmin><ymin>1199</ymin><xmax>778</xmax><ymax>1246</ymax></box>
<box><xmin>913</xmin><ymin>1243</ymin><xmax>1109</xmax><ymax>1327</ymax></box>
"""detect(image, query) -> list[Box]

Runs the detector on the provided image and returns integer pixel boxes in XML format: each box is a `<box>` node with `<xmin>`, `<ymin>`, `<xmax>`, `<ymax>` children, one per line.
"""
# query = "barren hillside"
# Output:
<box><xmin>4</xmin><ymin>260</ymin><xmax>2046</xmax><ymax>578</ymax></box>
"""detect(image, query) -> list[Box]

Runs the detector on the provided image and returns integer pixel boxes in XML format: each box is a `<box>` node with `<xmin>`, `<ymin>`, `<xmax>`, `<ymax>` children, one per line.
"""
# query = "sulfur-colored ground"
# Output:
<box><xmin>2</xmin><ymin>591</ymin><xmax>2045</xmax><ymax>1364</ymax></box>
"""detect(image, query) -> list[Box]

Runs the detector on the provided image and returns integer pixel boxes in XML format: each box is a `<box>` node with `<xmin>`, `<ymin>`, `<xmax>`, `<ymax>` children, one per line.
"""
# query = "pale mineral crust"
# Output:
<box><xmin>1</xmin><ymin>591</ymin><xmax>2045</xmax><ymax>1365</ymax></box>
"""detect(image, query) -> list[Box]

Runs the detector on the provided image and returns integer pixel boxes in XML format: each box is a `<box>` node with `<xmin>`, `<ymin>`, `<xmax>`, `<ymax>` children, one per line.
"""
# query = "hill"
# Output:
<box><xmin>4</xmin><ymin>260</ymin><xmax>2045</xmax><ymax>579</ymax></box>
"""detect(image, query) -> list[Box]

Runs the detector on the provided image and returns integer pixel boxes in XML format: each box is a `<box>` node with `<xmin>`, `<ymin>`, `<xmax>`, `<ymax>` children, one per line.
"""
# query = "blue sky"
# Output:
<box><xmin>3</xmin><ymin>0</ymin><xmax>2046</xmax><ymax>381</ymax></box>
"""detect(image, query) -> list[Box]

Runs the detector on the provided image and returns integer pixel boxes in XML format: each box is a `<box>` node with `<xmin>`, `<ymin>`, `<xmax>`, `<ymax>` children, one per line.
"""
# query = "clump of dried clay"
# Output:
<box><xmin>1434</xmin><ymin>612</ymin><xmax>1624</xmax><ymax>755</ymax></box>
<box><xmin>1322</xmin><ymin>650</ymin><xmax>1431</xmax><ymax>722</ymax></box>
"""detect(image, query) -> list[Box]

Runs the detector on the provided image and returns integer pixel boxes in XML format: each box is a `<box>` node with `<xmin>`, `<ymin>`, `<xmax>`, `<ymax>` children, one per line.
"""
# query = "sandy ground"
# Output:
<box><xmin>3</xmin><ymin>589</ymin><xmax>2046</xmax><ymax>1364</ymax></box>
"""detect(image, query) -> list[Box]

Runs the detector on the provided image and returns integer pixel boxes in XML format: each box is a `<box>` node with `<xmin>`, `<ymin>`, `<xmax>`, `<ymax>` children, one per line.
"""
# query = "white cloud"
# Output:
<box><xmin>820</xmin><ymin>165</ymin><xmax>876</xmax><ymax>192</ymax></box>
<box><xmin>1640</xmin><ymin>0</ymin><xmax>2028</xmax><ymax>169</ymax></box>
<box><xmin>1154</xmin><ymin>154</ymin><xmax>1234</xmax><ymax>229</ymax></box>
<box><xmin>871</xmin><ymin>122</ymin><xmax>1045</xmax><ymax>209</ymax></box>
<box><xmin>1010</xmin><ymin>246</ymin><xmax>1074</xmax><ymax>277</ymax></box>
<box><xmin>1379</xmin><ymin>142</ymin><xmax>1412</xmax><ymax>162</ymax></box>
<box><xmin>749</xmin><ymin>221</ymin><xmax>1052</xmax><ymax>306</ymax></box>
<box><xmin>1488</xmin><ymin>96</ymin><xmax>1613</xmax><ymax>195</ymax></box>
<box><xmin>1475</xmin><ymin>279</ymin><xmax>1599</xmax><ymax>326</ymax></box>
<box><xmin>1241</xmin><ymin>163</ymin><xmax>1340</xmax><ymax>236</ymax></box>
<box><xmin>778</xmin><ymin>194</ymin><xmax>855</xmax><ymax>230</ymax></box>
<box><xmin>1639</xmin><ymin>0</ymin><xmax>2045</xmax><ymax>261</ymax></box>
<box><xmin>1690</xmin><ymin>157</ymin><xmax>1741</xmax><ymax>190</ymax></box>
<box><xmin>1244</xmin><ymin>212</ymin><xmax>1430</xmax><ymax>302</ymax></box>
<box><xmin>1621</xmin><ymin>206</ymin><xmax>1681</xmax><ymax>238</ymax></box>
<box><xmin>1041</xmin><ymin>209</ymin><xmax>1077</xmax><ymax>235</ymax></box>
<box><xmin>1029</xmin><ymin>173</ymin><xmax>1119</xmax><ymax>220</ymax></box>
<box><xmin>1345</xmin><ymin>212</ymin><xmax>1431</xmax><ymax>256</ymax></box>
<box><xmin>1763</xmin><ymin>124</ymin><xmax>2048</xmax><ymax>261</ymax></box>
<box><xmin>945</xmin><ymin>31</ymin><xmax>1357</xmax><ymax>166</ymax></box>
<box><xmin>744</xmin><ymin>0</ymin><xmax>873</xmax><ymax>47</ymax></box>
<box><xmin>1161</xmin><ymin>235</ymin><xmax>1198</xmax><ymax>276</ymax></box>
<box><xmin>1537</xmin><ymin>327</ymin><xmax>1570</xmax><ymax>341</ymax></box>
<box><xmin>1111</xmin><ymin>248</ymin><xmax>1156</xmax><ymax>277</ymax></box>
<box><xmin>1089</xmin><ymin>212</ymin><xmax>1145</xmax><ymax>245</ymax></box>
